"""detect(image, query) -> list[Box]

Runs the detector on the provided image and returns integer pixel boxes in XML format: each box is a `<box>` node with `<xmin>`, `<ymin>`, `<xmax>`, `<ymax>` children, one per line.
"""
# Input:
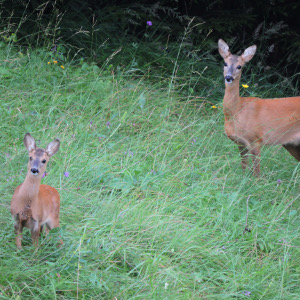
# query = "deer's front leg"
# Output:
<box><xmin>31</xmin><ymin>220</ymin><xmax>41</xmax><ymax>247</ymax></box>
<box><xmin>250</xmin><ymin>145</ymin><xmax>261</xmax><ymax>176</ymax></box>
<box><xmin>238</xmin><ymin>144</ymin><xmax>249</xmax><ymax>170</ymax></box>
<box><xmin>14</xmin><ymin>217</ymin><xmax>23</xmax><ymax>250</ymax></box>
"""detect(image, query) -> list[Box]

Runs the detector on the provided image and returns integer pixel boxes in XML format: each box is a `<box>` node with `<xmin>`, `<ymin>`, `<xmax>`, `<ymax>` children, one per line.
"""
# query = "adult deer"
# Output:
<box><xmin>11</xmin><ymin>133</ymin><xmax>61</xmax><ymax>249</ymax></box>
<box><xmin>218</xmin><ymin>39</ymin><xmax>300</xmax><ymax>176</ymax></box>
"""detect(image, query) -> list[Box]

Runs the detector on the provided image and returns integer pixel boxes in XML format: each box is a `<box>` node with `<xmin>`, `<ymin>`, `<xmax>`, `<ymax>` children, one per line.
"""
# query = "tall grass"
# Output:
<box><xmin>0</xmin><ymin>6</ymin><xmax>299</xmax><ymax>299</ymax></box>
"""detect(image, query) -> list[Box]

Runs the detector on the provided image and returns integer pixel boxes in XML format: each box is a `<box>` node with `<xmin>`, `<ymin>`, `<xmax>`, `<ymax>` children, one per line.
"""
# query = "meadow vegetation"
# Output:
<box><xmin>0</xmin><ymin>6</ymin><xmax>299</xmax><ymax>299</ymax></box>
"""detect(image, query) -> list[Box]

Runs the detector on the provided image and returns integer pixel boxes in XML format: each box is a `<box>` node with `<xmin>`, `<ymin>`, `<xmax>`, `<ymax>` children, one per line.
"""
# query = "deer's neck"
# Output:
<box><xmin>223</xmin><ymin>81</ymin><xmax>242</xmax><ymax>117</ymax></box>
<box><xmin>10</xmin><ymin>173</ymin><xmax>42</xmax><ymax>217</ymax></box>
<box><xmin>19</xmin><ymin>174</ymin><xmax>41</xmax><ymax>204</ymax></box>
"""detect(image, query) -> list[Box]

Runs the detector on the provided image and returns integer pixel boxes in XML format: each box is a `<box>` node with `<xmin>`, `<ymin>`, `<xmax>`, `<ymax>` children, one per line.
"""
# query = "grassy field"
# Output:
<box><xmin>0</xmin><ymin>43</ymin><xmax>299</xmax><ymax>299</ymax></box>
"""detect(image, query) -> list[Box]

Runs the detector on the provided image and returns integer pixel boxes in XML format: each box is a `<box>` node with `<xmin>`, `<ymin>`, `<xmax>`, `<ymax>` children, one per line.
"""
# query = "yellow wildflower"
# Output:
<box><xmin>242</xmin><ymin>84</ymin><xmax>249</xmax><ymax>88</ymax></box>
<box><xmin>211</xmin><ymin>105</ymin><xmax>217</xmax><ymax>109</ymax></box>
<box><xmin>60</xmin><ymin>65</ymin><xmax>65</xmax><ymax>69</ymax></box>
<box><xmin>53</xmin><ymin>60</ymin><xmax>58</xmax><ymax>64</ymax></box>
<box><xmin>47</xmin><ymin>61</ymin><xmax>51</xmax><ymax>64</ymax></box>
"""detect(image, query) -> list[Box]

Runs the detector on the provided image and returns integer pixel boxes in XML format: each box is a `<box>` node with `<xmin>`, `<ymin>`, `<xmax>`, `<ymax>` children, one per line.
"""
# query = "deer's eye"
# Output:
<box><xmin>224</xmin><ymin>62</ymin><xmax>228</xmax><ymax>67</ymax></box>
<box><xmin>42</xmin><ymin>159</ymin><xmax>47</xmax><ymax>164</ymax></box>
<box><xmin>237</xmin><ymin>65</ymin><xmax>242</xmax><ymax>69</ymax></box>
<box><xmin>30</xmin><ymin>157</ymin><xmax>33</xmax><ymax>161</ymax></box>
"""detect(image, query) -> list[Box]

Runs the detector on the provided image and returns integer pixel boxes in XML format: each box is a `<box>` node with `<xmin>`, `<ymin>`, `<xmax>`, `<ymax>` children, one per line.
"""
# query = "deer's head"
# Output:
<box><xmin>218</xmin><ymin>39</ymin><xmax>256</xmax><ymax>85</ymax></box>
<box><xmin>24</xmin><ymin>133</ymin><xmax>60</xmax><ymax>178</ymax></box>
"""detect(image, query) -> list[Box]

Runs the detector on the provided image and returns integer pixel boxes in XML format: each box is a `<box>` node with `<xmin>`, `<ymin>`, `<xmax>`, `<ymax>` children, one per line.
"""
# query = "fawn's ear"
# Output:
<box><xmin>45</xmin><ymin>139</ymin><xmax>60</xmax><ymax>157</ymax></box>
<box><xmin>218</xmin><ymin>39</ymin><xmax>231</xmax><ymax>59</ymax></box>
<box><xmin>24</xmin><ymin>133</ymin><xmax>36</xmax><ymax>152</ymax></box>
<box><xmin>241</xmin><ymin>45</ymin><xmax>257</xmax><ymax>63</ymax></box>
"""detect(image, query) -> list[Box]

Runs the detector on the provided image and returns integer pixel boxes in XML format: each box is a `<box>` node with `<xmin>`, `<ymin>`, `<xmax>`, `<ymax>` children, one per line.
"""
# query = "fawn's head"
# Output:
<box><xmin>24</xmin><ymin>133</ymin><xmax>60</xmax><ymax>178</ymax></box>
<box><xmin>218</xmin><ymin>39</ymin><xmax>256</xmax><ymax>85</ymax></box>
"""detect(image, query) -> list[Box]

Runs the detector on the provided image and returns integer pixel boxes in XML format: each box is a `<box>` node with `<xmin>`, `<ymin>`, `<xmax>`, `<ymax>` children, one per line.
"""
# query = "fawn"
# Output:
<box><xmin>218</xmin><ymin>39</ymin><xmax>300</xmax><ymax>175</ymax></box>
<box><xmin>10</xmin><ymin>133</ymin><xmax>61</xmax><ymax>249</ymax></box>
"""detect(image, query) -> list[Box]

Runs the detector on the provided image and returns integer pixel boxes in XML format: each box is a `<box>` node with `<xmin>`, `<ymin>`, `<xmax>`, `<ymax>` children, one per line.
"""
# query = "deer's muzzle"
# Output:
<box><xmin>225</xmin><ymin>76</ymin><xmax>234</xmax><ymax>83</ymax></box>
<box><xmin>31</xmin><ymin>168</ymin><xmax>39</xmax><ymax>175</ymax></box>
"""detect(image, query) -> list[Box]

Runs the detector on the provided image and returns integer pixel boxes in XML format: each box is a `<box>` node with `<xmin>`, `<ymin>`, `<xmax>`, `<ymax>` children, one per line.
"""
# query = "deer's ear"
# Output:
<box><xmin>45</xmin><ymin>139</ymin><xmax>60</xmax><ymax>157</ymax></box>
<box><xmin>241</xmin><ymin>45</ymin><xmax>256</xmax><ymax>62</ymax></box>
<box><xmin>24</xmin><ymin>133</ymin><xmax>36</xmax><ymax>152</ymax></box>
<box><xmin>218</xmin><ymin>39</ymin><xmax>231</xmax><ymax>59</ymax></box>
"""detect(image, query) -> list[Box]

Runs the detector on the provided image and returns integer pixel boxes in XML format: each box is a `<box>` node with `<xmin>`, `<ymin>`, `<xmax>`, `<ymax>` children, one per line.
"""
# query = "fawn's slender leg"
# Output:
<box><xmin>14</xmin><ymin>217</ymin><xmax>23</xmax><ymax>249</ymax></box>
<box><xmin>31</xmin><ymin>220</ymin><xmax>41</xmax><ymax>247</ymax></box>
<box><xmin>46</xmin><ymin>219</ymin><xmax>63</xmax><ymax>246</ymax></box>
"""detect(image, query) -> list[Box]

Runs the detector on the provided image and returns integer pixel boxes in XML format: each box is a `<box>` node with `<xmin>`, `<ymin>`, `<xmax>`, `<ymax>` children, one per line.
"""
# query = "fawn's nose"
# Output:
<box><xmin>31</xmin><ymin>168</ymin><xmax>39</xmax><ymax>174</ymax></box>
<box><xmin>225</xmin><ymin>75</ymin><xmax>234</xmax><ymax>83</ymax></box>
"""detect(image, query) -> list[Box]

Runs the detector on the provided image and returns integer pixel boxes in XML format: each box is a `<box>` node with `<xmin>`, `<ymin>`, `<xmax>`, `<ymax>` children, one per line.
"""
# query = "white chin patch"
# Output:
<box><xmin>31</xmin><ymin>172</ymin><xmax>39</xmax><ymax>176</ymax></box>
<box><xmin>225</xmin><ymin>80</ymin><xmax>233</xmax><ymax>84</ymax></box>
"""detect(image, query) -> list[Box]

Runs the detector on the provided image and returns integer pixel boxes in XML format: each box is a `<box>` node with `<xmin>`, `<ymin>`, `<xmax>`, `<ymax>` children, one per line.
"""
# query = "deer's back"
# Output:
<box><xmin>11</xmin><ymin>184</ymin><xmax>60</xmax><ymax>221</ymax></box>
<box><xmin>225</xmin><ymin>96</ymin><xmax>300</xmax><ymax>146</ymax></box>
<box><xmin>38</xmin><ymin>184</ymin><xmax>60</xmax><ymax>219</ymax></box>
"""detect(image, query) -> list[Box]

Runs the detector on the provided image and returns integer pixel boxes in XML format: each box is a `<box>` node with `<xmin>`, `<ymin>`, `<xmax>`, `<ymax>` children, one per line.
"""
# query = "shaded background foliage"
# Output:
<box><xmin>0</xmin><ymin>0</ymin><xmax>299</xmax><ymax>84</ymax></box>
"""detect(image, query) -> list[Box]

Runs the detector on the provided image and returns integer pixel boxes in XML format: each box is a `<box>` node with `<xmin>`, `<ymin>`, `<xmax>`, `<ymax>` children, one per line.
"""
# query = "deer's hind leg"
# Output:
<box><xmin>283</xmin><ymin>144</ymin><xmax>300</xmax><ymax>161</ymax></box>
<box><xmin>45</xmin><ymin>219</ymin><xmax>63</xmax><ymax>246</ymax></box>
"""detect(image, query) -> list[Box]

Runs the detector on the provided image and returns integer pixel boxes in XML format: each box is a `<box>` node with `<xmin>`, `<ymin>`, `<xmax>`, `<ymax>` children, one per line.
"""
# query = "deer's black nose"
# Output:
<box><xmin>225</xmin><ymin>76</ymin><xmax>234</xmax><ymax>82</ymax></box>
<box><xmin>31</xmin><ymin>168</ymin><xmax>39</xmax><ymax>174</ymax></box>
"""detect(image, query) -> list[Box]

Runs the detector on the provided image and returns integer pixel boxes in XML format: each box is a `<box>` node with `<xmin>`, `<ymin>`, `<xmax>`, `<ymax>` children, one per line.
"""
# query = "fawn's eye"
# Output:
<box><xmin>224</xmin><ymin>62</ymin><xmax>227</xmax><ymax>67</ymax></box>
<box><xmin>30</xmin><ymin>157</ymin><xmax>33</xmax><ymax>161</ymax></box>
<box><xmin>42</xmin><ymin>159</ymin><xmax>46</xmax><ymax>164</ymax></box>
<box><xmin>237</xmin><ymin>65</ymin><xmax>242</xmax><ymax>69</ymax></box>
